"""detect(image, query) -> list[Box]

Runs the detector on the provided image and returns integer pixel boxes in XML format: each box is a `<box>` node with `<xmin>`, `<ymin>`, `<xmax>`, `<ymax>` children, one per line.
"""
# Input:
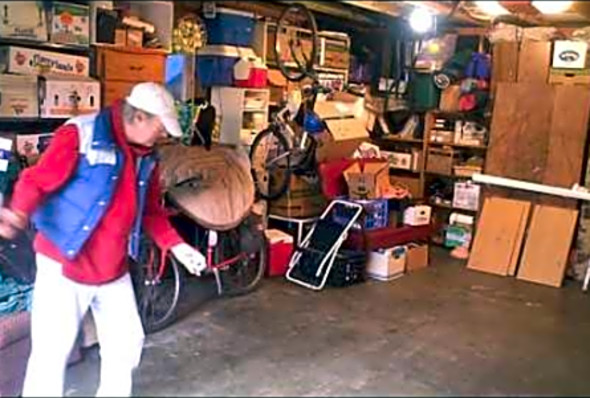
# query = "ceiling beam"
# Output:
<box><xmin>404</xmin><ymin>1</ymin><xmax>487</xmax><ymax>25</ymax></box>
<box><xmin>339</xmin><ymin>1</ymin><xmax>402</xmax><ymax>18</ymax></box>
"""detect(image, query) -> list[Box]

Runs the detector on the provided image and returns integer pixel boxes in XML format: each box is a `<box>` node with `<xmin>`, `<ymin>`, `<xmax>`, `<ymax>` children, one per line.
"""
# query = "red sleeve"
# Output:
<box><xmin>142</xmin><ymin>163</ymin><xmax>184</xmax><ymax>251</ymax></box>
<box><xmin>10</xmin><ymin>125</ymin><xmax>80</xmax><ymax>218</ymax></box>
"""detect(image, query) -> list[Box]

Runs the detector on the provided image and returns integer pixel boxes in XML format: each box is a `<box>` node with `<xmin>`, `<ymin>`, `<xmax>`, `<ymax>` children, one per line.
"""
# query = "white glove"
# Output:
<box><xmin>171</xmin><ymin>243</ymin><xmax>207</xmax><ymax>276</ymax></box>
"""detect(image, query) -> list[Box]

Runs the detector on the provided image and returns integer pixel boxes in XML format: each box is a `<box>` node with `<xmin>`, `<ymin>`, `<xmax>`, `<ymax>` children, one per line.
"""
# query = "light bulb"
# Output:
<box><xmin>474</xmin><ymin>1</ymin><xmax>510</xmax><ymax>16</ymax></box>
<box><xmin>409</xmin><ymin>7</ymin><xmax>435</xmax><ymax>34</ymax></box>
<box><xmin>532</xmin><ymin>1</ymin><xmax>573</xmax><ymax>14</ymax></box>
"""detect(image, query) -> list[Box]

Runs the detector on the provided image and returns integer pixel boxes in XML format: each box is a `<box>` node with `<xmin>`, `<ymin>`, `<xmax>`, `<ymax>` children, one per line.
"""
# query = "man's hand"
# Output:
<box><xmin>0</xmin><ymin>208</ymin><xmax>27</xmax><ymax>240</ymax></box>
<box><xmin>170</xmin><ymin>243</ymin><xmax>207</xmax><ymax>276</ymax></box>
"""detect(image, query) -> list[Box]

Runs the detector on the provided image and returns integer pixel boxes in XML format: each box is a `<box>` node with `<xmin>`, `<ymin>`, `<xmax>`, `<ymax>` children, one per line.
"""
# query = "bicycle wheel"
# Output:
<box><xmin>130</xmin><ymin>240</ymin><xmax>183</xmax><ymax>334</ymax></box>
<box><xmin>250</xmin><ymin>127</ymin><xmax>292</xmax><ymax>201</ymax></box>
<box><xmin>219</xmin><ymin>230</ymin><xmax>267</xmax><ymax>297</ymax></box>
<box><xmin>274</xmin><ymin>3</ymin><xmax>318</xmax><ymax>82</ymax></box>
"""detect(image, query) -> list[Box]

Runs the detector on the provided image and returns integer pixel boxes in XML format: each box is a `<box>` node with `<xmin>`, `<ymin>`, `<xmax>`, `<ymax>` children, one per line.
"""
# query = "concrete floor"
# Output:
<box><xmin>64</xmin><ymin>248</ymin><xmax>590</xmax><ymax>396</ymax></box>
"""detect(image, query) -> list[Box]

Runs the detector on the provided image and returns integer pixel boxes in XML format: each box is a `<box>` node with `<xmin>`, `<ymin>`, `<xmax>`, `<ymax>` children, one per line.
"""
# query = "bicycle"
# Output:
<box><xmin>130</xmin><ymin>205</ymin><xmax>266</xmax><ymax>335</ymax></box>
<box><xmin>249</xmin><ymin>3</ymin><xmax>330</xmax><ymax>201</ymax></box>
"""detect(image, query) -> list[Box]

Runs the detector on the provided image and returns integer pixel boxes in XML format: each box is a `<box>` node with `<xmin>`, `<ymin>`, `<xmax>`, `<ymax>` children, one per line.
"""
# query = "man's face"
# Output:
<box><xmin>127</xmin><ymin>112</ymin><xmax>167</xmax><ymax>147</ymax></box>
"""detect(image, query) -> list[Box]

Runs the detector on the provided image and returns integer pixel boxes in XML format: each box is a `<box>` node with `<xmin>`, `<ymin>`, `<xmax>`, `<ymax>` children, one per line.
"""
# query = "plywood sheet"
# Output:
<box><xmin>467</xmin><ymin>197</ymin><xmax>532</xmax><ymax>276</ymax></box>
<box><xmin>491</xmin><ymin>42</ymin><xmax>519</xmax><ymax>94</ymax></box>
<box><xmin>517</xmin><ymin>205</ymin><xmax>579</xmax><ymax>287</ymax></box>
<box><xmin>517</xmin><ymin>41</ymin><xmax>551</xmax><ymax>83</ymax></box>
<box><xmin>507</xmin><ymin>203</ymin><xmax>532</xmax><ymax>276</ymax></box>
<box><xmin>486</xmin><ymin>83</ymin><xmax>554</xmax><ymax>183</ymax></box>
<box><xmin>543</xmin><ymin>85</ymin><xmax>590</xmax><ymax>187</ymax></box>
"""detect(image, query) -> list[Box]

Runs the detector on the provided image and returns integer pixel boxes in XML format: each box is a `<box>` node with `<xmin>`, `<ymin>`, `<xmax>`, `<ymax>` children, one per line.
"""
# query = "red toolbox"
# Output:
<box><xmin>265</xmin><ymin>229</ymin><xmax>294</xmax><ymax>277</ymax></box>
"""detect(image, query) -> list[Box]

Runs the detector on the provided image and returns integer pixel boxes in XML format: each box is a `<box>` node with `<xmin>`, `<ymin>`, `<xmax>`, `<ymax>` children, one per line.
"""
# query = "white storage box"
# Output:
<box><xmin>0</xmin><ymin>74</ymin><xmax>39</xmax><ymax>118</ymax></box>
<box><xmin>403</xmin><ymin>205</ymin><xmax>432</xmax><ymax>226</ymax></box>
<box><xmin>366</xmin><ymin>246</ymin><xmax>406</xmax><ymax>281</ymax></box>
<box><xmin>0</xmin><ymin>46</ymin><xmax>90</xmax><ymax>77</ymax></box>
<box><xmin>39</xmin><ymin>76</ymin><xmax>100</xmax><ymax>118</ymax></box>
<box><xmin>452</xmin><ymin>182</ymin><xmax>480</xmax><ymax>211</ymax></box>
<box><xmin>49</xmin><ymin>2</ymin><xmax>90</xmax><ymax>47</ymax></box>
<box><xmin>0</xmin><ymin>1</ymin><xmax>48</xmax><ymax>41</ymax></box>
<box><xmin>552</xmin><ymin>40</ymin><xmax>588</xmax><ymax>69</ymax></box>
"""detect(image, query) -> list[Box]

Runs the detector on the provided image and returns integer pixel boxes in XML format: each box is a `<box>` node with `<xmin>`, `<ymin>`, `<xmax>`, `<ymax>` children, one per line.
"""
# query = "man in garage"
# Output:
<box><xmin>0</xmin><ymin>82</ymin><xmax>207</xmax><ymax>397</ymax></box>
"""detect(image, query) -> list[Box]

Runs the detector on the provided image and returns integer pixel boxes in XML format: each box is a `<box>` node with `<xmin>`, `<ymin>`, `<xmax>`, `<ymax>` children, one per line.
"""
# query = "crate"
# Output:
<box><xmin>426</xmin><ymin>147</ymin><xmax>455</xmax><ymax>175</ymax></box>
<box><xmin>333</xmin><ymin>198</ymin><xmax>388</xmax><ymax>231</ymax></box>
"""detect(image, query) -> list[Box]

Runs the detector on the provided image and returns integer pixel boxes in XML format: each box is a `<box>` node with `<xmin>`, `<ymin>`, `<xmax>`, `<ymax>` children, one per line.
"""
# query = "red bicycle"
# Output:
<box><xmin>130</xmin><ymin>145</ymin><xmax>266</xmax><ymax>335</ymax></box>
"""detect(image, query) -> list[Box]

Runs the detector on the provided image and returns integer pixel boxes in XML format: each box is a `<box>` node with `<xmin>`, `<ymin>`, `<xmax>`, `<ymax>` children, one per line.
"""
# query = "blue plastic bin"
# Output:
<box><xmin>204</xmin><ymin>8</ymin><xmax>255</xmax><ymax>47</ymax></box>
<box><xmin>333</xmin><ymin>198</ymin><xmax>389</xmax><ymax>231</ymax></box>
<box><xmin>196</xmin><ymin>45</ymin><xmax>256</xmax><ymax>87</ymax></box>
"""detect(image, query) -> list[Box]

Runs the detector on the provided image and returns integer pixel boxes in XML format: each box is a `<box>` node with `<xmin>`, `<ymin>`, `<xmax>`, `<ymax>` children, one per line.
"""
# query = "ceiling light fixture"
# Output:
<box><xmin>531</xmin><ymin>0</ymin><xmax>573</xmax><ymax>14</ymax></box>
<box><xmin>409</xmin><ymin>7</ymin><xmax>435</xmax><ymax>34</ymax></box>
<box><xmin>474</xmin><ymin>1</ymin><xmax>510</xmax><ymax>16</ymax></box>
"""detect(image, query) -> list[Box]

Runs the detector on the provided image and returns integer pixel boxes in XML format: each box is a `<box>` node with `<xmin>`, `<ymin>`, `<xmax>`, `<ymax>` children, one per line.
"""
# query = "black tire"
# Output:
<box><xmin>131</xmin><ymin>241</ymin><xmax>183</xmax><ymax>334</ymax></box>
<box><xmin>220</xmin><ymin>234</ymin><xmax>267</xmax><ymax>297</ymax></box>
<box><xmin>250</xmin><ymin>127</ymin><xmax>292</xmax><ymax>201</ymax></box>
<box><xmin>274</xmin><ymin>3</ymin><xmax>318</xmax><ymax>82</ymax></box>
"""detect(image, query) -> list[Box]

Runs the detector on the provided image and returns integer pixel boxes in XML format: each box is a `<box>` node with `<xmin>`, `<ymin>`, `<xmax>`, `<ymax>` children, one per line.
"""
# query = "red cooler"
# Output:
<box><xmin>234</xmin><ymin>59</ymin><xmax>268</xmax><ymax>88</ymax></box>
<box><xmin>265</xmin><ymin>229</ymin><xmax>294</xmax><ymax>277</ymax></box>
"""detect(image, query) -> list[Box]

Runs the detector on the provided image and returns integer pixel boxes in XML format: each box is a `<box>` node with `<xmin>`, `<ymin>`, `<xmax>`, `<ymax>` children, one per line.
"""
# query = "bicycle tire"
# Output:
<box><xmin>274</xmin><ymin>3</ymin><xmax>318</xmax><ymax>82</ymax></box>
<box><xmin>220</xmin><ymin>240</ymin><xmax>267</xmax><ymax>297</ymax></box>
<box><xmin>250</xmin><ymin>127</ymin><xmax>292</xmax><ymax>201</ymax></box>
<box><xmin>131</xmin><ymin>243</ymin><xmax>183</xmax><ymax>334</ymax></box>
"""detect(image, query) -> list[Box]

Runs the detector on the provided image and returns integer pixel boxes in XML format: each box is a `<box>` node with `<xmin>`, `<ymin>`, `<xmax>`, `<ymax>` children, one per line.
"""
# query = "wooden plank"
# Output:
<box><xmin>517</xmin><ymin>41</ymin><xmax>551</xmax><ymax>84</ymax></box>
<box><xmin>543</xmin><ymin>85</ymin><xmax>590</xmax><ymax>188</ymax></box>
<box><xmin>517</xmin><ymin>205</ymin><xmax>579</xmax><ymax>287</ymax></box>
<box><xmin>467</xmin><ymin>197</ymin><xmax>532</xmax><ymax>276</ymax></box>
<box><xmin>491</xmin><ymin>42</ymin><xmax>519</xmax><ymax>95</ymax></box>
<box><xmin>486</xmin><ymin>83</ymin><xmax>554</xmax><ymax>183</ymax></box>
<box><xmin>507</xmin><ymin>201</ymin><xmax>532</xmax><ymax>276</ymax></box>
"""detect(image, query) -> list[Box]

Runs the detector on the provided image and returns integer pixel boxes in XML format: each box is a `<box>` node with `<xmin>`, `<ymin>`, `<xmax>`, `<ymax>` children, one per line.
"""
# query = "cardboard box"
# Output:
<box><xmin>403</xmin><ymin>205</ymin><xmax>432</xmax><ymax>226</ymax></box>
<box><xmin>439</xmin><ymin>85</ymin><xmax>461</xmax><ymax>112</ymax></box>
<box><xmin>49</xmin><ymin>2</ymin><xmax>90</xmax><ymax>47</ymax></box>
<box><xmin>114</xmin><ymin>28</ymin><xmax>127</xmax><ymax>46</ymax></box>
<box><xmin>0</xmin><ymin>1</ymin><xmax>48</xmax><ymax>41</ymax></box>
<box><xmin>406</xmin><ymin>243</ymin><xmax>429</xmax><ymax>272</ymax></box>
<box><xmin>343</xmin><ymin>161</ymin><xmax>389</xmax><ymax>200</ymax></box>
<box><xmin>0</xmin><ymin>45</ymin><xmax>90</xmax><ymax>77</ymax></box>
<box><xmin>391</xmin><ymin>175</ymin><xmax>422</xmax><ymax>198</ymax></box>
<box><xmin>453</xmin><ymin>182</ymin><xmax>481</xmax><ymax>211</ymax></box>
<box><xmin>126</xmin><ymin>28</ymin><xmax>143</xmax><ymax>48</ymax></box>
<box><xmin>0</xmin><ymin>74</ymin><xmax>38</xmax><ymax>118</ymax></box>
<box><xmin>16</xmin><ymin>133</ymin><xmax>54</xmax><ymax>165</ymax></box>
<box><xmin>552</xmin><ymin>40</ymin><xmax>588</xmax><ymax>69</ymax></box>
<box><xmin>39</xmin><ymin>76</ymin><xmax>100</xmax><ymax>118</ymax></box>
<box><xmin>269</xmin><ymin>172</ymin><xmax>327</xmax><ymax>218</ymax></box>
<box><xmin>366</xmin><ymin>246</ymin><xmax>406</xmax><ymax>281</ymax></box>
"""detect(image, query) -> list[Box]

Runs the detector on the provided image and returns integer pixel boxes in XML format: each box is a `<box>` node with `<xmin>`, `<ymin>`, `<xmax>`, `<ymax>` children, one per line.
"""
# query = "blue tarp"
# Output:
<box><xmin>0</xmin><ymin>270</ymin><xmax>33</xmax><ymax>316</ymax></box>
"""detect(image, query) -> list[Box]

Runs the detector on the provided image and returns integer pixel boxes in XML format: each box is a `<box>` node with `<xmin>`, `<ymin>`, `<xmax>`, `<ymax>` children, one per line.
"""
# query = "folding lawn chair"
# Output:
<box><xmin>286</xmin><ymin>199</ymin><xmax>364</xmax><ymax>290</ymax></box>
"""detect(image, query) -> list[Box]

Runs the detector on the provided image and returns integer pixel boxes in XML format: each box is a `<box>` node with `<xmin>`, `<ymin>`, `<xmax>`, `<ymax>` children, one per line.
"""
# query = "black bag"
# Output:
<box><xmin>326</xmin><ymin>250</ymin><xmax>366</xmax><ymax>287</ymax></box>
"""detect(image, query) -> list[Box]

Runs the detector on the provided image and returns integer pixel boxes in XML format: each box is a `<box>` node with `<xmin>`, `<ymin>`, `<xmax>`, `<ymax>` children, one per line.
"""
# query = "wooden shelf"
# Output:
<box><xmin>377</xmin><ymin>136</ymin><xmax>424</xmax><ymax>145</ymax></box>
<box><xmin>430</xmin><ymin>201</ymin><xmax>478</xmax><ymax>213</ymax></box>
<box><xmin>428</xmin><ymin>141</ymin><xmax>487</xmax><ymax>150</ymax></box>
<box><xmin>389</xmin><ymin>168</ymin><xmax>421</xmax><ymax>175</ymax></box>
<box><xmin>0</xmin><ymin>37</ymin><xmax>90</xmax><ymax>54</ymax></box>
<box><xmin>425</xmin><ymin>171</ymin><xmax>473</xmax><ymax>179</ymax></box>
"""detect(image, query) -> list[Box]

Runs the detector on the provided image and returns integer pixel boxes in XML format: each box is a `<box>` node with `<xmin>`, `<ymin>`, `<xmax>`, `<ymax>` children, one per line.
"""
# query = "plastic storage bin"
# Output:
<box><xmin>196</xmin><ymin>45</ymin><xmax>256</xmax><ymax>87</ymax></box>
<box><xmin>333</xmin><ymin>198</ymin><xmax>388</xmax><ymax>231</ymax></box>
<box><xmin>204</xmin><ymin>8</ymin><xmax>255</xmax><ymax>47</ymax></box>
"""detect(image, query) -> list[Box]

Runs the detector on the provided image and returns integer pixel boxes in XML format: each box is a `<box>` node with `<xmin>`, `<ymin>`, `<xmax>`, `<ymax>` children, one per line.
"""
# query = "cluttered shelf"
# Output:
<box><xmin>0</xmin><ymin>37</ymin><xmax>90</xmax><ymax>54</ymax></box>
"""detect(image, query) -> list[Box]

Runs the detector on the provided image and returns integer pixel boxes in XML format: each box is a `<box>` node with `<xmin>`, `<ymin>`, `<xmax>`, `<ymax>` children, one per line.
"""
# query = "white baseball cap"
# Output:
<box><xmin>125</xmin><ymin>82</ymin><xmax>182</xmax><ymax>137</ymax></box>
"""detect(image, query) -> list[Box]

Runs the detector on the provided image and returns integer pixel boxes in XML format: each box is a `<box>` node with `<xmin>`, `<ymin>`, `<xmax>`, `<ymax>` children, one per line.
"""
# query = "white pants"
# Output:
<box><xmin>22</xmin><ymin>254</ymin><xmax>145</xmax><ymax>397</ymax></box>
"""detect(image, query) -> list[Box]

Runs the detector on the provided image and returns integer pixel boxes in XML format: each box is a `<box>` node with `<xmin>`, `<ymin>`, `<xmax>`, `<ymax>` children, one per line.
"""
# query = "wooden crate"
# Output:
<box><xmin>426</xmin><ymin>147</ymin><xmax>455</xmax><ymax>175</ymax></box>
